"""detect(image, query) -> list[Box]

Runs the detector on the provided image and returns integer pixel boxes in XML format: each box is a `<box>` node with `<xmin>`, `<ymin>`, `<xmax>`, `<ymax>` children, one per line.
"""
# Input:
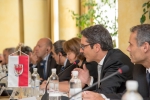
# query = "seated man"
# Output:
<box><xmin>74</xmin><ymin>25</ymin><xmax>134</xmax><ymax>100</ymax></box>
<box><xmin>51</xmin><ymin>40</ymin><xmax>71</xmax><ymax>81</ymax></box>
<box><xmin>127</xmin><ymin>24</ymin><xmax>150</xmax><ymax>100</ymax></box>
<box><xmin>35</xmin><ymin>38</ymin><xmax>58</xmax><ymax>81</ymax></box>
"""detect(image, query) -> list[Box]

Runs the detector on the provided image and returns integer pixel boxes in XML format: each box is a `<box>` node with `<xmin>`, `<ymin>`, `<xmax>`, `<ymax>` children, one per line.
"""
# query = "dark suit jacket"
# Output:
<box><xmin>56</xmin><ymin>59</ymin><xmax>71</xmax><ymax>75</ymax></box>
<box><xmin>96</xmin><ymin>49</ymin><xmax>134</xmax><ymax>99</ymax></box>
<box><xmin>37</xmin><ymin>53</ymin><xmax>58</xmax><ymax>80</ymax></box>
<box><xmin>133</xmin><ymin>64</ymin><xmax>150</xmax><ymax>100</ymax></box>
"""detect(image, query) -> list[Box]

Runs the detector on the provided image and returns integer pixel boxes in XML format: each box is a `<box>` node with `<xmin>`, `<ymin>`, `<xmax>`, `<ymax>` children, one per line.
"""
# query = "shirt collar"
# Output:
<box><xmin>146</xmin><ymin>68</ymin><xmax>150</xmax><ymax>73</ymax></box>
<box><xmin>98</xmin><ymin>55</ymin><xmax>106</xmax><ymax>66</ymax></box>
<box><xmin>43</xmin><ymin>54</ymin><xmax>50</xmax><ymax>61</ymax></box>
<box><xmin>64</xmin><ymin>58</ymin><xmax>68</xmax><ymax>67</ymax></box>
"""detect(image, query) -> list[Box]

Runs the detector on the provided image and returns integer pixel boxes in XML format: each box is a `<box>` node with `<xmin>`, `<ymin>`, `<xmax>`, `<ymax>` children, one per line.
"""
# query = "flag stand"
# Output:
<box><xmin>9</xmin><ymin>44</ymin><xmax>29</xmax><ymax>99</ymax></box>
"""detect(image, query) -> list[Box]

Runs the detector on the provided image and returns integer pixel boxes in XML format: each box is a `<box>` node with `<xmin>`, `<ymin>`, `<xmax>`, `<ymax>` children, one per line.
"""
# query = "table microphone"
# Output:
<box><xmin>0</xmin><ymin>74</ymin><xmax>8</xmax><ymax>82</ymax></box>
<box><xmin>41</xmin><ymin>77</ymin><xmax>50</xmax><ymax>100</ymax></box>
<box><xmin>58</xmin><ymin>60</ymin><xmax>80</xmax><ymax>76</ymax></box>
<box><xmin>69</xmin><ymin>65</ymin><xmax>129</xmax><ymax>99</ymax></box>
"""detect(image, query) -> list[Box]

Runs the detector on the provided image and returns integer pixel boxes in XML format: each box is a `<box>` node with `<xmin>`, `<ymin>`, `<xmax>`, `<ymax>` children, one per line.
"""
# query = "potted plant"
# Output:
<box><xmin>70</xmin><ymin>0</ymin><xmax>118</xmax><ymax>47</ymax></box>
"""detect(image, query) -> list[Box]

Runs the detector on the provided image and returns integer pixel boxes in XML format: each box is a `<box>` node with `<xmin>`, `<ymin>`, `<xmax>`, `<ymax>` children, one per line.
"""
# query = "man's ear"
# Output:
<box><xmin>47</xmin><ymin>46</ymin><xmax>51</xmax><ymax>52</ymax></box>
<box><xmin>143</xmin><ymin>42</ymin><xmax>150</xmax><ymax>52</ymax></box>
<box><xmin>94</xmin><ymin>43</ymin><xmax>101</xmax><ymax>52</ymax></box>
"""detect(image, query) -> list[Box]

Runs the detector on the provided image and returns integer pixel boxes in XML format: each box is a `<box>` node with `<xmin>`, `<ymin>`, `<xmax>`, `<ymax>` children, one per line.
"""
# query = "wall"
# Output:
<box><xmin>118</xmin><ymin>0</ymin><xmax>150</xmax><ymax>56</ymax></box>
<box><xmin>0</xmin><ymin>0</ymin><xmax>20</xmax><ymax>52</ymax></box>
<box><xmin>59</xmin><ymin>0</ymin><xmax>79</xmax><ymax>41</ymax></box>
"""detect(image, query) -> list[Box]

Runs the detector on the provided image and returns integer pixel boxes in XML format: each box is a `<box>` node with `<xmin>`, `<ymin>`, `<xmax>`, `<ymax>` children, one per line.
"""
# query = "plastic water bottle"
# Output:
<box><xmin>49</xmin><ymin>68</ymin><xmax>60</xmax><ymax>100</ymax></box>
<box><xmin>49</xmin><ymin>68</ymin><xmax>59</xmax><ymax>92</ymax></box>
<box><xmin>121</xmin><ymin>80</ymin><xmax>143</xmax><ymax>100</ymax></box>
<box><xmin>31</xmin><ymin>68</ymin><xmax>40</xmax><ymax>97</ymax></box>
<box><xmin>69</xmin><ymin>71</ymin><xmax>82</xmax><ymax>100</ymax></box>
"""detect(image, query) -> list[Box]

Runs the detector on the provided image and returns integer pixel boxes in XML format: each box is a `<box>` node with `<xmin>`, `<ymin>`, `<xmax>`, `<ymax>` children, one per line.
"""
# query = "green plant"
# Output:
<box><xmin>70</xmin><ymin>0</ymin><xmax>118</xmax><ymax>38</ymax></box>
<box><xmin>140</xmin><ymin>1</ymin><xmax>150</xmax><ymax>24</ymax></box>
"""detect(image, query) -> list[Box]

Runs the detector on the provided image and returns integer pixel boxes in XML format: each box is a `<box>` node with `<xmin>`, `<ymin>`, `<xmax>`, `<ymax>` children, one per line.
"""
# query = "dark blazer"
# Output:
<box><xmin>56</xmin><ymin>59</ymin><xmax>71</xmax><ymax>75</ymax></box>
<box><xmin>37</xmin><ymin>53</ymin><xmax>58</xmax><ymax>80</ymax></box>
<box><xmin>133</xmin><ymin>64</ymin><xmax>150</xmax><ymax>100</ymax></box>
<box><xmin>96</xmin><ymin>49</ymin><xmax>134</xmax><ymax>99</ymax></box>
<box><xmin>58</xmin><ymin>59</ymin><xmax>98</xmax><ymax>82</ymax></box>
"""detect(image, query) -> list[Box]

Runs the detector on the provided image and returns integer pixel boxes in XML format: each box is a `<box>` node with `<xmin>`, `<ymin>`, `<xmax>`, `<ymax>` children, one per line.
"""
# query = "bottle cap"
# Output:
<box><xmin>126</xmin><ymin>80</ymin><xmax>138</xmax><ymax>91</ymax></box>
<box><xmin>33</xmin><ymin>68</ymin><xmax>37</xmax><ymax>72</ymax></box>
<box><xmin>52</xmin><ymin>68</ymin><xmax>56</xmax><ymax>73</ymax></box>
<box><xmin>72</xmin><ymin>71</ymin><xmax>78</xmax><ymax>76</ymax></box>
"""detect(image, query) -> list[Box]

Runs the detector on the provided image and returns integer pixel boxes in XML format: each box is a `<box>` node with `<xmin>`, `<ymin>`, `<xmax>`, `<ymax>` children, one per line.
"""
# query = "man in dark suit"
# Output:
<box><xmin>35</xmin><ymin>38</ymin><xmax>58</xmax><ymax>80</ymax></box>
<box><xmin>75</xmin><ymin>25</ymin><xmax>134</xmax><ymax>100</ymax></box>
<box><xmin>51</xmin><ymin>40</ymin><xmax>72</xmax><ymax>81</ymax></box>
<box><xmin>127</xmin><ymin>24</ymin><xmax>150</xmax><ymax>100</ymax></box>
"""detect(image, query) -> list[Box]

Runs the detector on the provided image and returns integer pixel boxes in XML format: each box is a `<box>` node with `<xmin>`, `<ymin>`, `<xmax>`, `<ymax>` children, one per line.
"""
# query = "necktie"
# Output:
<box><xmin>61</xmin><ymin>66</ymin><xmax>65</xmax><ymax>72</ymax></box>
<box><xmin>42</xmin><ymin>60</ymin><xmax>46</xmax><ymax>80</ymax></box>
<box><xmin>97</xmin><ymin>64</ymin><xmax>102</xmax><ymax>88</ymax></box>
<box><xmin>146</xmin><ymin>70</ymin><xmax>150</xmax><ymax>95</ymax></box>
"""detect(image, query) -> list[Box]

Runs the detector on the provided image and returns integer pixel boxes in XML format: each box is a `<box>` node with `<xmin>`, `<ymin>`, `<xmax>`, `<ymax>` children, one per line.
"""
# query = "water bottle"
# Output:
<box><xmin>69</xmin><ymin>71</ymin><xmax>82</xmax><ymax>100</ymax></box>
<box><xmin>31</xmin><ymin>68</ymin><xmax>40</xmax><ymax>97</ymax></box>
<box><xmin>121</xmin><ymin>80</ymin><xmax>143</xmax><ymax>100</ymax></box>
<box><xmin>49</xmin><ymin>68</ymin><xmax>59</xmax><ymax>92</ymax></box>
<box><xmin>49</xmin><ymin>68</ymin><xmax>60</xmax><ymax>100</ymax></box>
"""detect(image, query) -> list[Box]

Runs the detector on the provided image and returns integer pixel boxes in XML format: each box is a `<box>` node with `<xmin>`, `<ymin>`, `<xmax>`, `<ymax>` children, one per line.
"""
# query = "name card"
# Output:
<box><xmin>19</xmin><ymin>97</ymin><xmax>37</xmax><ymax>100</ymax></box>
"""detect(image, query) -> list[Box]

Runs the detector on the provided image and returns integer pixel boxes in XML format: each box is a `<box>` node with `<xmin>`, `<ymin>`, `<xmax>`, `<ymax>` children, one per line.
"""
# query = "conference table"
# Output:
<box><xmin>0</xmin><ymin>96</ymin><xmax>9</xmax><ymax>100</ymax></box>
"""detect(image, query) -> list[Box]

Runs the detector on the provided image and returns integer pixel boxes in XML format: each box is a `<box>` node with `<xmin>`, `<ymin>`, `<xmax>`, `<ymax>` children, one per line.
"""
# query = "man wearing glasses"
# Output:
<box><xmin>75</xmin><ymin>25</ymin><xmax>134</xmax><ymax>100</ymax></box>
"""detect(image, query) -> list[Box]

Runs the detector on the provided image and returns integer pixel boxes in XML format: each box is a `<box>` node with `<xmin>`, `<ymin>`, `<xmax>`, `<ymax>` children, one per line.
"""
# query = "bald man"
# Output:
<box><xmin>35</xmin><ymin>38</ymin><xmax>58</xmax><ymax>80</ymax></box>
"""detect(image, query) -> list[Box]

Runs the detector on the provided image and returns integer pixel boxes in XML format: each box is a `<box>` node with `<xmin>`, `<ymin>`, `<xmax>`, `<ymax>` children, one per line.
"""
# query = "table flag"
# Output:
<box><xmin>8</xmin><ymin>55</ymin><xmax>29</xmax><ymax>87</ymax></box>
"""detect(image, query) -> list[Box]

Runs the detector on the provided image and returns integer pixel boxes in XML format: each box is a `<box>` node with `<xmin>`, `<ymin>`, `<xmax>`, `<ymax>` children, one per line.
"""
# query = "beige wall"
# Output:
<box><xmin>0</xmin><ymin>0</ymin><xmax>20</xmax><ymax>53</ymax></box>
<box><xmin>23</xmin><ymin>0</ymin><xmax>49</xmax><ymax>48</ymax></box>
<box><xmin>59</xmin><ymin>0</ymin><xmax>79</xmax><ymax>41</ymax></box>
<box><xmin>118</xmin><ymin>0</ymin><xmax>150</xmax><ymax>56</ymax></box>
<box><xmin>0</xmin><ymin>0</ymin><xmax>50</xmax><ymax>53</ymax></box>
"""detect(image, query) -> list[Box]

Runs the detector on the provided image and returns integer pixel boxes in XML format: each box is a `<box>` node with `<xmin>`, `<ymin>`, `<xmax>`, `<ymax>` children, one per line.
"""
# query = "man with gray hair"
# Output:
<box><xmin>3</xmin><ymin>47</ymin><xmax>16</xmax><ymax>65</ymax></box>
<box><xmin>127</xmin><ymin>24</ymin><xmax>150</xmax><ymax>100</ymax></box>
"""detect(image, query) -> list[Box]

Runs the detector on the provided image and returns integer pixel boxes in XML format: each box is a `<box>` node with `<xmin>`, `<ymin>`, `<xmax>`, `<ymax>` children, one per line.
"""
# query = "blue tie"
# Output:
<box><xmin>42</xmin><ymin>60</ymin><xmax>46</xmax><ymax>80</ymax></box>
<box><xmin>61</xmin><ymin>66</ymin><xmax>65</xmax><ymax>72</ymax></box>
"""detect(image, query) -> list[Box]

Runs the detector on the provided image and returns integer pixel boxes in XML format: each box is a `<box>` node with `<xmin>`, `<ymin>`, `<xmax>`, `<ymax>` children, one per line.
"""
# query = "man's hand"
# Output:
<box><xmin>82</xmin><ymin>91</ymin><xmax>105</xmax><ymax>100</ymax></box>
<box><xmin>74</xmin><ymin>64</ymin><xmax>90</xmax><ymax>85</ymax></box>
<box><xmin>30</xmin><ymin>52</ymin><xmax>38</xmax><ymax>65</ymax></box>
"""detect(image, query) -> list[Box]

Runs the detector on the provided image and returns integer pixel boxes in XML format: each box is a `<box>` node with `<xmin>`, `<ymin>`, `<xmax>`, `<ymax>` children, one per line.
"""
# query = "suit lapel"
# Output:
<box><xmin>134</xmin><ymin>64</ymin><xmax>149</xmax><ymax>97</ymax></box>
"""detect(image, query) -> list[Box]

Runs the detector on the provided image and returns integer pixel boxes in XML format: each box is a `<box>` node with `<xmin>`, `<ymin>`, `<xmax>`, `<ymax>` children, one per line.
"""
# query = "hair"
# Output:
<box><xmin>130</xmin><ymin>24</ymin><xmax>150</xmax><ymax>46</ymax></box>
<box><xmin>21</xmin><ymin>46</ymin><xmax>32</xmax><ymax>55</ymax></box>
<box><xmin>63</xmin><ymin>37</ymin><xmax>85</xmax><ymax>61</ymax></box>
<box><xmin>53</xmin><ymin>40</ymin><xmax>67</xmax><ymax>56</ymax></box>
<box><xmin>4</xmin><ymin>47</ymin><xmax>16</xmax><ymax>54</ymax></box>
<box><xmin>16</xmin><ymin>44</ymin><xmax>32</xmax><ymax>55</ymax></box>
<box><xmin>81</xmin><ymin>24</ymin><xmax>113</xmax><ymax>51</ymax></box>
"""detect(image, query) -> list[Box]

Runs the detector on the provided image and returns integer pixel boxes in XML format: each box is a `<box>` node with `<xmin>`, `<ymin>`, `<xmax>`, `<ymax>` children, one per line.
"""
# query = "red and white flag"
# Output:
<box><xmin>8</xmin><ymin>56</ymin><xmax>29</xmax><ymax>87</ymax></box>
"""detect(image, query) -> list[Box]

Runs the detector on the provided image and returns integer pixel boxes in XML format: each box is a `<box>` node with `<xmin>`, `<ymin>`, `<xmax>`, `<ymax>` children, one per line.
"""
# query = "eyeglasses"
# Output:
<box><xmin>80</xmin><ymin>43</ymin><xmax>95</xmax><ymax>50</ymax></box>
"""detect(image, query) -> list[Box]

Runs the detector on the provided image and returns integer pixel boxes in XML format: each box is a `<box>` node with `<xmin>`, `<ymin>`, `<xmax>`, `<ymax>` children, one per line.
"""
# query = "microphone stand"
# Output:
<box><xmin>69</xmin><ymin>71</ymin><xmax>119</xmax><ymax>99</ymax></box>
<box><xmin>41</xmin><ymin>79</ymin><xmax>50</xmax><ymax>100</ymax></box>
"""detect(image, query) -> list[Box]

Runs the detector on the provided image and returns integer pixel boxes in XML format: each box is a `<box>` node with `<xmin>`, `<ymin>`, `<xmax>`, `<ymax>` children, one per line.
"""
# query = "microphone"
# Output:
<box><xmin>69</xmin><ymin>65</ymin><xmax>129</xmax><ymax>99</ymax></box>
<box><xmin>0</xmin><ymin>74</ymin><xmax>8</xmax><ymax>82</ymax></box>
<box><xmin>41</xmin><ymin>77</ymin><xmax>50</xmax><ymax>100</ymax></box>
<box><xmin>58</xmin><ymin>60</ymin><xmax>80</xmax><ymax>76</ymax></box>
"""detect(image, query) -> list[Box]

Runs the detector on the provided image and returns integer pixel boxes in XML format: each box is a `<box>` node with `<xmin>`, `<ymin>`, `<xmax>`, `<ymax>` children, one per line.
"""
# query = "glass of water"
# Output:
<box><xmin>49</xmin><ymin>91</ymin><xmax>61</xmax><ymax>100</ymax></box>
